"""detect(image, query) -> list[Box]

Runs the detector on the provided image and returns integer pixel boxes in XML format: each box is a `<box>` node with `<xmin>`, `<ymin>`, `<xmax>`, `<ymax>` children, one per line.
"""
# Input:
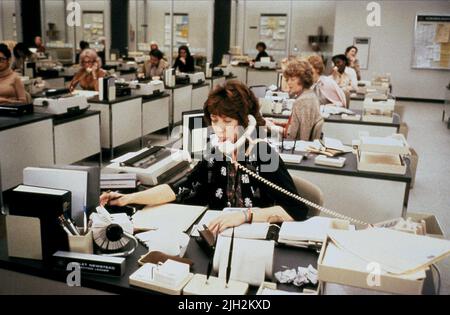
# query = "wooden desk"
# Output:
<box><xmin>53</xmin><ymin>111</ymin><xmax>101</xmax><ymax>165</ymax></box>
<box><xmin>283</xmin><ymin>150</ymin><xmax>411</xmax><ymax>224</ymax></box>
<box><xmin>88</xmin><ymin>95</ymin><xmax>143</xmax><ymax>159</ymax></box>
<box><xmin>0</xmin><ymin>113</ymin><xmax>54</xmax><ymax>190</ymax></box>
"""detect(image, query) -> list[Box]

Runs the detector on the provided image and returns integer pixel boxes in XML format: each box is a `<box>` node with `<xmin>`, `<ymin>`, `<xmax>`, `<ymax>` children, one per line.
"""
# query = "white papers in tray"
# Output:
<box><xmin>279</xmin><ymin>217</ymin><xmax>352</xmax><ymax>246</ymax></box>
<box><xmin>132</xmin><ymin>203</ymin><xmax>206</xmax><ymax>234</ymax></box>
<box><xmin>328</xmin><ymin>228</ymin><xmax>450</xmax><ymax>275</ymax></box>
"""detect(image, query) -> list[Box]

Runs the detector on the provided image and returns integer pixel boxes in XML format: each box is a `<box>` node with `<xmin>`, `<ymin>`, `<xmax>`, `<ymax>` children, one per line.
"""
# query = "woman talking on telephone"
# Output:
<box><xmin>69</xmin><ymin>48</ymin><xmax>106</xmax><ymax>92</ymax></box>
<box><xmin>100</xmin><ymin>80</ymin><xmax>308</xmax><ymax>234</ymax></box>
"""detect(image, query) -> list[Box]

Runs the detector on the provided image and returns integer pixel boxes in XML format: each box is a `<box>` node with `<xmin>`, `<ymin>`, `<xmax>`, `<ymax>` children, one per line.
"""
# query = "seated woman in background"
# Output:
<box><xmin>173</xmin><ymin>45</ymin><xmax>195</xmax><ymax>73</ymax></box>
<box><xmin>330</xmin><ymin>54</ymin><xmax>357</xmax><ymax>92</ymax></box>
<box><xmin>69</xmin><ymin>49</ymin><xmax>106</xmax><ymax>92</ymax></box>
<box><xmin>308</xmin><ymin>55</ymin><xmax>347</xmax><ymax>107</ymax></box>
<box><xmin>100</xmin><ymin>80</ymin><xmax>309</xmax><ymax>233</ymax></box>
<box><xmin>254</xmin><ymin>42</ymin><xmax>270</xmax><ymax>62</ymax></box>
<box><xmin>143</xmin><ymin>49</ymin><xmax>168</xmax><ymax>79</ymax></box>
<box><xmin>282</xmin><ymin>59</ymin><xmax>322</xmax><ymax>141</ymax></box>
<box><xmin>0</xmin><ymin>44</ymin><xmax>27</xmax><ymax>105</ymax></box>
<box><xmin>345</xmin><ymin>45</ymin><xmax>361</xmax><ymax>81</ymax></box>
<box><xmin>11</xmin><ymin>43</ymin><xmax>37</xmax><ymax>74</ymax></box>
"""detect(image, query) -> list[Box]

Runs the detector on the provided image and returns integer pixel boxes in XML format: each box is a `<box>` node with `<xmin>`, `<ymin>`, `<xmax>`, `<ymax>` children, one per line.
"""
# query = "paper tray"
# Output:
<box><xmin>359</xmin><ymin>134</ymin><xmax>410</xmax><ymax>155</ymax></box>
<box><xmin>357</xmin><ymin>151</ymin><xmax>407</xmax><ymax>175</ymax></box>
<box><xmin>317</xmin><ymin>237</ymin><xmax>425</xmax><ymax>295</ymax></box>
<box><xmin>362</xmin><ymin>114</ymin><xmax>394</xmax><ymax>123</ymax></box>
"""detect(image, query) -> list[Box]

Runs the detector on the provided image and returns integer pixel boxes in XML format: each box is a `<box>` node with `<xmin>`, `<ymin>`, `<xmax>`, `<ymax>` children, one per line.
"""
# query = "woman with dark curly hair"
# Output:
<box><xmin>173</xmin><ymin>45</ymin><xmax>195</xmax><ymax>73</ymax></box>
<box><xmin>100</xmin><ymin>80</ymin><xmax>308</xmax><ymax>234</ymax></box>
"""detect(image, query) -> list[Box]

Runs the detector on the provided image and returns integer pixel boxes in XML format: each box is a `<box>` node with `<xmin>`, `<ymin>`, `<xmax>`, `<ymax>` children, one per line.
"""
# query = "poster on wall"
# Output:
<box><xmin>165</xmin><ymin>13</ymin><xmax>189</xmax><ymax>48</ymax></box>
<box><xmin>259</xmin><ymin>14</ymin><xmax>287</xmax><ymax>51</ymax></box>
<box><xmin>353</xmin><ymin>37</ymin><xmax>370</xmax><ymax>70</ymax></box>
<box><xmin>412</xmin><ymin>14</ymin><xmax>450</xmax><ymax>70</ymax></box>
<box><xmin>82</xmin><ymin>12</ymin><xmax>104</xmax><ymax>47</ymax></box>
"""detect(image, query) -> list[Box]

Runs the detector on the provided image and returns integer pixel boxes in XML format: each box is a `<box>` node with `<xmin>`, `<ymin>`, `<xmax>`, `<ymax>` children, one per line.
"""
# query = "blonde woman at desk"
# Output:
<box><xmin>69</xmin><ymin>49</ymin><xmax>106</xmax><ymax>92</ymax></box>
<box><xmin>100</xmin><ymin>80</ymin><xmax>309</xmax><ymax>234</ymax></box>
<box><xmin>0</xmin><ymin>44</ymin><xmax>27</xmax><ymax>105</ymax></box>
<box><xmin>308</xmin><ymin>55</ymin><xmax>347</xmax><ymax>108</ymax></box>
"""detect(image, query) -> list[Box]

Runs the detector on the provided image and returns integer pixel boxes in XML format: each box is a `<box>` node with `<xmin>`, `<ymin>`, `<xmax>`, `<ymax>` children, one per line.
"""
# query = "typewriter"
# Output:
<box><xmin>33</xmin><ymin>88</ymin><xmax>90</xmax><ymax>116</ymax></box>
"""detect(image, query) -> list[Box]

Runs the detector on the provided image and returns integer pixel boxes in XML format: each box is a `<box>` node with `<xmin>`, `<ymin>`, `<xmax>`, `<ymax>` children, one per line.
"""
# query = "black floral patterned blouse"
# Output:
<box><xmin>169</xmin><ymin>142</ymin><xmax>308</xmax><ymax>221</ymax></box>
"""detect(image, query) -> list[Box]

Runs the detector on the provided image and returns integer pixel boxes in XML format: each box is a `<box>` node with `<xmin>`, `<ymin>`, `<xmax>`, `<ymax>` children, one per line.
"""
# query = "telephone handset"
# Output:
<box><xmin>216</xmin><ymin>115</ymin><xmax>257</xmax><ymax>155</ymax></box>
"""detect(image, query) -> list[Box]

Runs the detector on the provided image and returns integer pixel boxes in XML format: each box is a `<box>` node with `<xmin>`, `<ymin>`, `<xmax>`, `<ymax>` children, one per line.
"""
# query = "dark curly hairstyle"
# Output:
<box><xmin>204</xmin><ymin>80</ymin><xmax>266</xmax><ymax>128</ymax></box>
<box><xmin>256</xmin><ymin>42</ymin><xmax>267</xmax><ymax>50</ymax></box>
<box><xmin>283</xmin><ymin>59</ymin><xmax>314</xmax><ymax>89</ymax></box>
<box><xmin>0</xmin><ymin>43</ymin><xmax>12</xmax><ymax>59</ymax></box>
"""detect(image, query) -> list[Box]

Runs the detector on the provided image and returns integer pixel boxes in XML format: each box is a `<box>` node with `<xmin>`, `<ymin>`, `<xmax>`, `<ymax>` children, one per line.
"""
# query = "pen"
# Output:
<box><xmin>83</xmin><ymin>210</ymin><xmax>87</xmax><ymax>235</ymax></box>
<box><xmin>59</xmin><ymin>222</ymin><xmax>73</xmax><ymax>236</ymax></box>
<box><xmin>292</xmin><ymin>139</ymin><xmax>297</xmax><ymax>154</ymax></box>
<box><xmin>225</xmin><ymin>227</ymin><xmax>235</xmax><ymax>288</ymax></box>
<box><xmin>68</xmin><ymin>218</ymin><xmax>80</xmax><ymax>236</ymax></box>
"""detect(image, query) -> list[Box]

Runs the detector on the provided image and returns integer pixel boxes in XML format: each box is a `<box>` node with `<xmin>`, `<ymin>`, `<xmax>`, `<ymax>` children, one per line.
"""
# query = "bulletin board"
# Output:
<box><xmin>412</xmin><ymin>14</ymin><xmax>450</xmax><ymax>70</ymax></box>
<box><xmin>165</xmin><ymin>13</ymin><xmax>189</xmax><ymax>47</ymax></box>
<box><xmin>82</xmin><ymin>11</ymin><xmax>104</xmax><ymax>46</ymax></box>
<box><xmin>259</xmin><ymin>14</ymin><xmax>287</xmax><ymax>51</ymax></box>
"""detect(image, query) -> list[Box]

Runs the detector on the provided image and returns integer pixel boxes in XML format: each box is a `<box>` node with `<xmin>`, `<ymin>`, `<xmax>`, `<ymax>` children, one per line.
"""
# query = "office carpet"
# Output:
<box><xmin>399</xmin><ymin>100</ymin><xmax>450</xmax><ymax>295</ymax></box>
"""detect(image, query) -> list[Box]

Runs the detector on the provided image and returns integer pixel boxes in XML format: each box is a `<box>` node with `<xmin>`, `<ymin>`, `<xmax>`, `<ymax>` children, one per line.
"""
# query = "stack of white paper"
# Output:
<box><xmin>279</xmin><ymin>217</ymin><xmax>352</xmax><ymax>247</ymax></box>
<box><xmin>132</xmin><ymin>203</ymin><xmax>206</xmax><ymax>234</ymax></box>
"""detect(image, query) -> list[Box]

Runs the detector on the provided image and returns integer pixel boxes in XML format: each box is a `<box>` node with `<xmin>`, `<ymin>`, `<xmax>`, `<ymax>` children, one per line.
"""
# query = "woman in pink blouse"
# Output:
<box><xmin>308</xmin><ymin>55</ymin><xmax>347</xmax><ymax>108</ymax></box>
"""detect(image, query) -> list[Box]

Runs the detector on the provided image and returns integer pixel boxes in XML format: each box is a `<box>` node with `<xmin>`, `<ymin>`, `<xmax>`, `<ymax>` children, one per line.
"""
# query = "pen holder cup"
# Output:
<box><xmin>68</xmin><ymin>230</ymin><xmax>94</xmax><ymax>254</ymax></box>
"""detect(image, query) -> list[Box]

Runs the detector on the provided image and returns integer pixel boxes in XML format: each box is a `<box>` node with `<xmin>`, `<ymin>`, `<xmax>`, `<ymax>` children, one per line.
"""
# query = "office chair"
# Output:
<box><xmin>291</xmin><ymin>175</ymin><xmax>324</xmax><ymax>218</ymax></box>
<box><xmin>309</xmin><ymin>118</ymin><xmax>324</xmax><ymax>141</ymax></box>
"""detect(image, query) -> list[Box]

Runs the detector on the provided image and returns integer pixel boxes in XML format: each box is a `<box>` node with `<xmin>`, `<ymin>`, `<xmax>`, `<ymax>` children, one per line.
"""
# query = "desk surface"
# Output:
<box><xmin>166</xmin><ymin>83</ymin><xmax>193</xmax><ymax>90</ymax></box>
<box><xmin>191</xmin><ymin>82</ymin><xmax>210</xmax><ymax>90</ymax></box>
<box><xmin>248</xmin><ymin>67</ymin><xmax>281</xmax><ymax>72</ymax></box>
<box><xmin>0</xmin><ymin>225</ymin><xmax>319</xmax><ymax>295</ymax></box>
<box><xmin>0</xmin><ymin>112</ymin><xmax>53</xmax><ymax>132</ymax></box>
<box><xmin>88</xmin><ymin>95</ymin><xmax>142</xmax><ymax>105</ymax></box>
<box><xmin>283</xmin><ymin>150</ymin><xmax>411</xmax><ymax>184</ymax></box>
<box><xmin>52</xmin><ymin>110</ymin><xmax>101</xmax><ymax>126</ymax></box>
<box><xmin>265</xmin><ymin>110</ymin><xmax>401</xmax><ymax>128</ymax></box>
<box><xmin>141</xmin><ymin>92</ymin><xmax>170</xmax><ymax>101</ymax></box>
<box><xmin>325</xmin><ymin>110</ymin><xmax>401</xmax><ymax>128</ymax></box>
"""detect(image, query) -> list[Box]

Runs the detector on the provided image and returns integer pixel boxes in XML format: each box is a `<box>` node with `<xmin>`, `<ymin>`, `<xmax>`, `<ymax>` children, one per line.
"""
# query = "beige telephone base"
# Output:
<box><xmin>183</xmin><ymin>274</ymin><xmax>249</xmax><ymax>295</ymax></box>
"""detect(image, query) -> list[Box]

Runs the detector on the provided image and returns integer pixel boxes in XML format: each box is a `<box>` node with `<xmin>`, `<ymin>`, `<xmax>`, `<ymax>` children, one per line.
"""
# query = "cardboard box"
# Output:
<box><xmin>317</xmin><ymin>236</ymin><xmax>426</xmax><ymax>295</ymax></box>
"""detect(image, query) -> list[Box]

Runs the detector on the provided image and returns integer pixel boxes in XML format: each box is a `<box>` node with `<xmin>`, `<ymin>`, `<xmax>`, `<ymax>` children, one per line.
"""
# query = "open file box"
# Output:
<box><xmin>362</xmin><ymin>98</ymin><xmax>395</xmax><ymax>123</ymax></box>
<box><xmin>356</xmin><ymin>134</ymin><xmax>410</xmax><ymax>175</ymax></box>
<box><xmin>317</xmin><ymin>236</ymin><xmax>426</xmax><ymax>295</ymax></box>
